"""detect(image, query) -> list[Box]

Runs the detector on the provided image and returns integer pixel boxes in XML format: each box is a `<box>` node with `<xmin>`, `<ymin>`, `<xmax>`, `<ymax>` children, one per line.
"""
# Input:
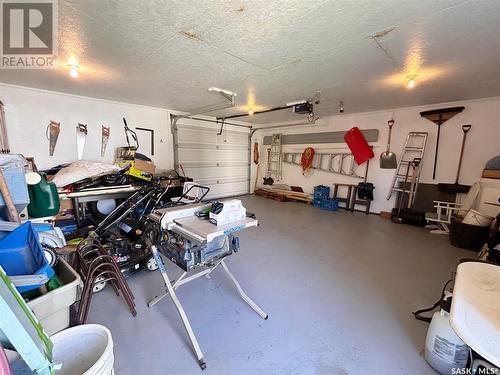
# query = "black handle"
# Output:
<box><xmin>462</xmin><ymin>124</ymin><xmax>471</xmax><ymax>133</ymax></box>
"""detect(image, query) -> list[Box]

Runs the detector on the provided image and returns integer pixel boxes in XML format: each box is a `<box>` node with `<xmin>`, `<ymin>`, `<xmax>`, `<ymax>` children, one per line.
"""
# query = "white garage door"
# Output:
<box><xmin>174</xmin><ymin>117</ymin><xmax>251</xmax><ymax>199</ymax></box>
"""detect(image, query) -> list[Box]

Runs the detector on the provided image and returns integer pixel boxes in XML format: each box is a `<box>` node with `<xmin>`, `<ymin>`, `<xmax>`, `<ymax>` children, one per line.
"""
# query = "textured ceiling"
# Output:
<box><xmin>1</xmin><ymin>0</ymin><xmax>499</xmax><ymax>124</ymax></box>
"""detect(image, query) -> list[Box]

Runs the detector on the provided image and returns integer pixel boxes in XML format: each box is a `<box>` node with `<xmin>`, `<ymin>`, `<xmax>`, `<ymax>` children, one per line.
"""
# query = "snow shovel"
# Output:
<box><xmin>380</xmin><ymin>119</ymin><xmax>397</xmax><ymax>169</ymax></box>
<box><xmin>438</xmin><ymin>125</ymin><xmax>472</xmax><ymax>193</ymax></box>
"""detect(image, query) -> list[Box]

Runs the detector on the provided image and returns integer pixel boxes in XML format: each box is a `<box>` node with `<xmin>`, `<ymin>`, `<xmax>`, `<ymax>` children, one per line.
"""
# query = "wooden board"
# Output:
<box><xmin>482</xmin><ymin>169</ymin><xmax>500</xmax><ymax>179</ymax></box>
<box><xmin>255</xmin><ymin>189</ymin><xmax>288</xmax><ymax>202</ymax></box>
<box><xmin>255</xmin><ymin>188</ymin><xmax>312</xmax><ymax>203</ymax></box>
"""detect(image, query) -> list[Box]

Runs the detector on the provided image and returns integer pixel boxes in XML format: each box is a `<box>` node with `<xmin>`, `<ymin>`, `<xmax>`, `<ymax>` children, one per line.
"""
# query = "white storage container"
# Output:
<box><xmin>27</xmin><ymin>258</ymin><xmax>81</xmax><ymax>335</ymax></box>
<box><xmin>462</xmin><ymin>209</ymin><xmax>494</xmax><ymax>227</ymax></box>
<box><xmin>51</xmin><ymin>324</ymin><xmax>114</xmax><ymax>375</ymax></box>
<box><xmin>6</xmin><ymin>324</ymin><xmax>114</xmax><ymax>375</ymax></box>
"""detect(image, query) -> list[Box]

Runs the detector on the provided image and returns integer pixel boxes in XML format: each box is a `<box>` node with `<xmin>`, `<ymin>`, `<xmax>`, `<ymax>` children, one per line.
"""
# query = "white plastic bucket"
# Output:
<box><xmin>462</xmin><ymin>209</ymin><xmax>494</xmax><ymax>227</ymax></box>
<box><xmin>51</xmin><ymin>324</ymin><xmax>114</xmax><ymax>375</ymax></box>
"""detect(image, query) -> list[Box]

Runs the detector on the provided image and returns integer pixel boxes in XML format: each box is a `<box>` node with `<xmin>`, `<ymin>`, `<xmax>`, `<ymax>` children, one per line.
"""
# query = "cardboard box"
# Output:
<box><xmin>134</xmin><ymin>158</ymin><xmax>155</xmax><ymax>174</ymax></box>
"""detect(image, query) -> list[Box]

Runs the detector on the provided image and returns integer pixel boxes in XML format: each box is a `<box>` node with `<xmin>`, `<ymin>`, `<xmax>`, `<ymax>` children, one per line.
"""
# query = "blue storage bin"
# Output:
<box><xmin>321</xmin><ymin>199</ymin><xmax>339</xmax><ymax>212</ymax></box>
<box><xmin>0</xmin><ymin>221</ymin><xmax>54</xmax><ymax>292</ymax></box>
<box><xmin>314</xmin><ymin>185</ymin><xmax>330</xmax><ymax>200</ymax></box>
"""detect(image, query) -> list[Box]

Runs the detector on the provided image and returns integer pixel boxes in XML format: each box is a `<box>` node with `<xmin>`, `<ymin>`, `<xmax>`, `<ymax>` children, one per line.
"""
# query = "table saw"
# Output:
<box><xmin>147</xmin><ymin>200</ymin><xmax>267</xmax><ymax>369</ymax></box>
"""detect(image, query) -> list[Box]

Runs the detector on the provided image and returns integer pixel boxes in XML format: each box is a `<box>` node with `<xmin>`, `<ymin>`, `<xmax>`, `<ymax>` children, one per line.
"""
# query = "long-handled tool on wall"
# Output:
<box><xmin>123</xmin><ymin>117</ymin><xmax>139</xmax><ymax>151</ymax></box>
<box><xmin>420</xmin><ymin>106</ymin><xmax>464</xmax><ymax>179</ymax></box>
<box><xmin>392</xmin><ymin>160</ymin><xmax>412</xmax><ymax>223</ymax></box>
<box><xmin>0</xmin><ymin>101</ymin><xmax>10</xmax><ymax>153</ymax></box>
<box><xmin>358</xmin><ymin>148</ymin><xmax>375</xmax><ymax>200</ymax></box>
<box><xmin>380</xmin><ymin>118</ymin><xmax>397</xmax><ymax>169</ymax></box>
<box><xmin>407</xmin><ymin>158</ymin><xmax>422</xmax><ymax>208</ymax></box>
<box><xmin>438</xmin><ymin>125</ymin><xmax>472</xmax><ymax>193</ymax></box>
<box><xmin>0</xmin><ymin>168</ymin><xmax>21</xmax><ymax>223</ymax></box>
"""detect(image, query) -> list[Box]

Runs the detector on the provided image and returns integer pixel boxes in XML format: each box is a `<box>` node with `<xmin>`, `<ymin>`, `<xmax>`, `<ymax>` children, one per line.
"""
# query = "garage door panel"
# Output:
<box><xmin>217</xmin><ymin>132</ymin><xmax>249</xmax><ymax>145</ymax></box>
<box><xmin>177</xmin><ymin>149</ymin><xmax>249</xmax><ymax>163</ymax></box>
<box><xmin>177</xmin><ymin>127</ymin><xmax>249</xmax><ymax>146</ymax></box>
<box><xmin>195</xmin><ymin>180</ymin><xmax>249</xmax><ymax>199</ymax></box>
<box><xmin>182</xmin><ymin>166</ymin><xmax>248</xmax><ymax>180</ymax></box>
<box><xmin>175</xmin><ymin>118</ymin><xmax>250</xmax><ymax>199</ymax></box>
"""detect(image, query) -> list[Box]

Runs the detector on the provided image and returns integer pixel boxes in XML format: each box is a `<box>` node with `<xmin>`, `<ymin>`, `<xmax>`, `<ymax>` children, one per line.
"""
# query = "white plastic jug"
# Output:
<box><xmin>425</xmin><ymin>311</ymin><xmax>469</xmax><ymax>374</ymax></box>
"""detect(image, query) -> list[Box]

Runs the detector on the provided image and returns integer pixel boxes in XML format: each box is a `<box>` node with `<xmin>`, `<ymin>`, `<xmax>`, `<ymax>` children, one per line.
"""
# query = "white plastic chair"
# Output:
<box><xmin>426</xmin><ymin>201</ymin><xmax>462</xmax><ymax>234</ymax></box>
<box><xmin>426</xmin><ymin>182</ymin><xmax>481</xmax><ymax>235</ymax></box>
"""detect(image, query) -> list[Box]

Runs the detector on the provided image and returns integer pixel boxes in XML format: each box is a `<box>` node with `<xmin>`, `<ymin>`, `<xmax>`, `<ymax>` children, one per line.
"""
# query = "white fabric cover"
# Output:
<box><xmin>450</xmin><ymin>262</ymin><xmax>500</xmax><ymax>367</ymax></box>
<box><xmin>52</xmin><ymin>161</ymin><xmax>121</xmax><ymax>187</ymax></box>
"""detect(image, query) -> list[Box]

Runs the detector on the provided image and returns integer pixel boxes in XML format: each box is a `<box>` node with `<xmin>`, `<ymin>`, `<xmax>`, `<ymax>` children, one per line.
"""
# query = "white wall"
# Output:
<box><xmin>0</xmin><ymin>83</ymin><xmax>173</xmax><ymax>171</ymax></box>
<box><xmin>251</xmin><ymin>97</ymin><xmax>500</xmax><ymax>213</ymax></box>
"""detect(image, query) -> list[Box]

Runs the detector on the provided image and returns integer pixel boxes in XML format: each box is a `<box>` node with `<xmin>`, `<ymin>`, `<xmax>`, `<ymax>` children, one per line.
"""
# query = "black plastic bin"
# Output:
<box><xmin>449</xmin><ymin>216</ymin><xmax>489</xmax><ymax>251</ymax></box>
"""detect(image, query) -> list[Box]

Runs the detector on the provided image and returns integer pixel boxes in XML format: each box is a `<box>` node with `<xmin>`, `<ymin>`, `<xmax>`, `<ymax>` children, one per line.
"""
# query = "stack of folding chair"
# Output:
<box><xmin>75</xmin><ymin>238</ymin><xmax>136</xmax><ymax>323</ymax></box>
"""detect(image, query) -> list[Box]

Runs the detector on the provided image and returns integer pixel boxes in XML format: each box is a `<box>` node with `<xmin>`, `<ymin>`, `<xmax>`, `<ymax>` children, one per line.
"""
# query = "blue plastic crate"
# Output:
<box><xmin>321</xmin><ymin>199</ymin><xmax>339</xmax><ymax>211</ymax></box>
<box><xmin>0</xmin><ymin>221</ymin><xmax>54</xmax><ymax>292</ymax></box>
<box><xmin>314</xmin><ymin>185</ymin><xmax>330</xmax><ymax>200</ymax></box>
<box><xmin>313</xmin><ymin>198</ymin><xmax>324</xmax><ymax>207</ymax></box>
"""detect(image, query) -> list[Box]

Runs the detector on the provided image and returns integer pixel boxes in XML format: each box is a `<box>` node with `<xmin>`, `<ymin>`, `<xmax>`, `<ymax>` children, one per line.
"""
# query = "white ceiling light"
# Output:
<box><xmin>407</xmin><ymin>75</ymin><xmax>417</xmax><ymax>89</ymax></box>
<box><xmin>67</xmin><ymin>58</ymin><xmax>80</xmax><ymax>78</ymax></box>
<box><xmin>69</xmin><ymin>68</ymin><xmax>79</xmax><ymax>78</ymax></box>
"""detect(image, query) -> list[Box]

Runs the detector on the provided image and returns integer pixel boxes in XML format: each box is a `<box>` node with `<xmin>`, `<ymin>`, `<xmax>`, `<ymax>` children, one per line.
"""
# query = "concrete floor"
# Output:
<box><xmin>88</xmin><ymin>195</ymin><xmax>470</xmax><ymax>375</ymax></box>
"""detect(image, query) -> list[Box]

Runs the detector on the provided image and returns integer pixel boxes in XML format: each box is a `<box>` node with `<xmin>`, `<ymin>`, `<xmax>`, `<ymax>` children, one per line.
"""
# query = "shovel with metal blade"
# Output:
<box><xmin>380</xmin><ymin>118</ymin><xmax>397</xmax><ymax>169</ymax></box>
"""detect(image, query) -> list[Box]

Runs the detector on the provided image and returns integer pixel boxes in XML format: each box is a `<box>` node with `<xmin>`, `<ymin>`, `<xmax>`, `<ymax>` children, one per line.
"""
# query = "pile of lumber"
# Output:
<box><xmin>254</xmin><ymin>187</ymin><xmax>312</xmax><ymax>203</ymax></box>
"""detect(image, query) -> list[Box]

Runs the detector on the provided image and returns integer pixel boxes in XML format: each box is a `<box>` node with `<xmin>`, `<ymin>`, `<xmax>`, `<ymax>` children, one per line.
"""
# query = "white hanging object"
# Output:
<box><xmin>101</xmin><ymin>125</ymin><xmax>110</xmax><ymax>157</ymax></box>
<box><xmin>47</xmin><ymin>120</ymin><xmax>60</xmax><ymax>156</ymax></box>
<box><xmin>76</xmin><ymin>123</ymin><xmax>88</xmax><ymax>160</ymax></box>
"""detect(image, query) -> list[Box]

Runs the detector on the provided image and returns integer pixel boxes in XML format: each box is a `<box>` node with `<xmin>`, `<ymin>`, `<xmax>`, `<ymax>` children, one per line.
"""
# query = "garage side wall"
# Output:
<box><xmin>252</xmin><ymin>96</ymin><xmax>500</xmax><ymax>213</ymax></box>
<box><xmin>0</xmin><ymin>83</ymin><xmax>173</xmax><ymax>171</ymax></box>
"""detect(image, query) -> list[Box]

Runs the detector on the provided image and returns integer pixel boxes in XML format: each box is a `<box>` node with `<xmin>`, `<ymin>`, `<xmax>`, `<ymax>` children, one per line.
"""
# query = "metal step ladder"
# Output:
<box><xmin>266</xmin><ymin>133</ymin><xmax>282</xmax><ymax>180</ymax></box>
<box><xmin>387</xmin><ymin>132</ymin><xmax>428</xmax><ymax>205</ymax></box>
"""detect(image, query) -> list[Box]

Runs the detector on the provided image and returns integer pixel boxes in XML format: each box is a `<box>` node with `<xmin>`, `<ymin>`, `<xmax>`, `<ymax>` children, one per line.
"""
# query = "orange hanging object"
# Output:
<box><xmin>301</xmin><ymin>147</ymin><xmax>315</xmax><ymax>175</ymax></box>
<box><xmin>253</xmin><ymin>142</ymin><xmax>259</xmax><ymax>164</ymax></box>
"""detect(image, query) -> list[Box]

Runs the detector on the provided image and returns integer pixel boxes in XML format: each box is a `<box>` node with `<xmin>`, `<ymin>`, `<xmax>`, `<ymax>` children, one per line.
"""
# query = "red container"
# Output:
<box><xmin>344</xmin><ymin>127</ymin><xmax>374</xmax><ymax>165</ymax></box>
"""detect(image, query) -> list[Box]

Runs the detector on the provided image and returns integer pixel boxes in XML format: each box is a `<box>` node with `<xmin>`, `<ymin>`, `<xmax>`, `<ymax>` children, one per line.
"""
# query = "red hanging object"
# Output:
<box><xmin>344</xmin><ymin>127</ymin><xmax>374</xmax><ymax>165</ymax></box>
<box><xmin>301</xmin><ymin>147</ymin><xmax>315</xmax><ymax>174</ymax></box>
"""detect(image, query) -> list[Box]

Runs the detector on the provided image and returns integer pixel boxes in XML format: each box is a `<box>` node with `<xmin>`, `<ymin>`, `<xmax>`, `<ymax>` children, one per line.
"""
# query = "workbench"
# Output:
<box><xmin>60</xmin><ymin>185</ymin><xmax>139</xmax><ymax>225</ymax></box>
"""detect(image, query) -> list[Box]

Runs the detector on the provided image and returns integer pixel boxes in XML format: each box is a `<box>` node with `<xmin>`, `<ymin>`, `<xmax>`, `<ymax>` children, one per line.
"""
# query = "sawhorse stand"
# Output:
<box><xmin>148</xmin><ymin>244</ymin><xmax>268</xmax><ymax>369</ymax></box>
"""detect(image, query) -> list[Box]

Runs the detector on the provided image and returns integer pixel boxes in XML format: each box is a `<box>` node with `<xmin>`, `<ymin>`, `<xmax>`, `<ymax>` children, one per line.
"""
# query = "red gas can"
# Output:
<box><xmin>344</xmin><ymin>127</ymin><xmax>374</xmax><ymax>165</ymax></box>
